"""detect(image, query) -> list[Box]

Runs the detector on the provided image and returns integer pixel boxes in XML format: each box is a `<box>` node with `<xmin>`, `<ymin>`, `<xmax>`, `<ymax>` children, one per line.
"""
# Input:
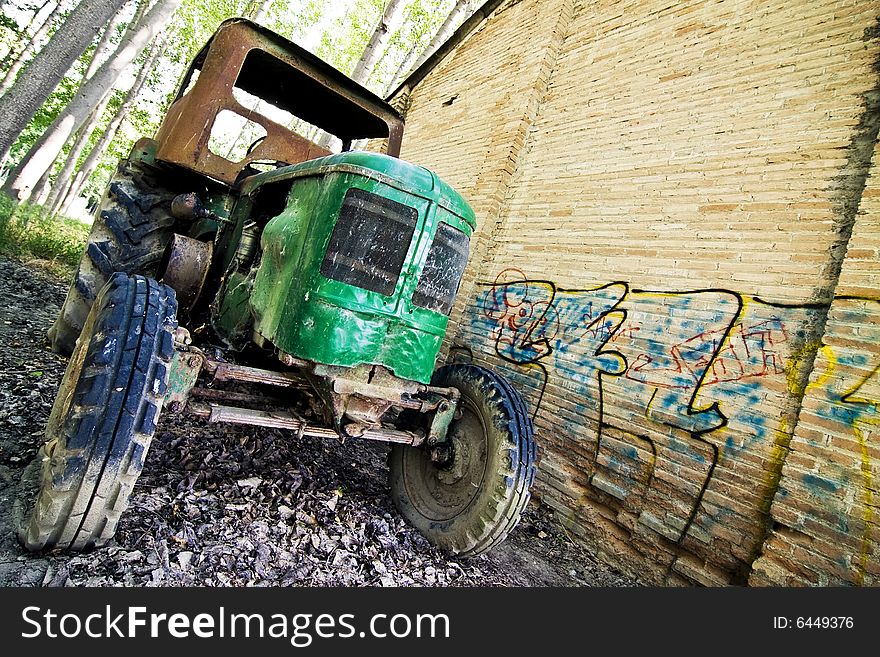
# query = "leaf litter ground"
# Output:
<box><xmin>0</xmin><ymin>256</ymin><xmax>636</xmax><ymax>588</ymax></box>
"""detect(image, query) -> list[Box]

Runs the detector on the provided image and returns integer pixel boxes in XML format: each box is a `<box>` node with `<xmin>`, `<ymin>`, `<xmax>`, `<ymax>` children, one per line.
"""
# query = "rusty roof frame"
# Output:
<box><xmin>154</xmin><ymin>17</ymin><xmax>405</xmax><ymax>186</ymax></box>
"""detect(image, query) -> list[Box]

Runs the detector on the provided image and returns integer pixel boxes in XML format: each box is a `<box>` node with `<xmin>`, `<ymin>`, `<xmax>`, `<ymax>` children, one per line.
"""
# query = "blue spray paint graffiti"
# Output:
<box><xmin>458</xmin><ymin>268</ymin><xmax>879</xmax><ymax>555</ymax></box>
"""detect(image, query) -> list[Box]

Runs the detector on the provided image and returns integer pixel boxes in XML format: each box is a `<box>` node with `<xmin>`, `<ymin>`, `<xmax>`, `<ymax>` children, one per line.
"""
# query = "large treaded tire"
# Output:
<box><xmin>18</xmin><ymin>273</ymin><xmax>177</xmax><ymax>552</ymax></box>
<box><xmin>390</xmin><ymin>363</ymin><xmax>537</xmax><ymax>556</ymax></box>
<box><xmin>48</xmin><ymin>160</ymin><xmax>177</xmax><ymax>355</ymax></box>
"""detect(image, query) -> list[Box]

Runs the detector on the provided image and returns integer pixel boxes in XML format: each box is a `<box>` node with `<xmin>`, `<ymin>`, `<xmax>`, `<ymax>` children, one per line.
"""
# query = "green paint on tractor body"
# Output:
<box><xmin>242</xmin><ymin>151</ymin><xmax>475</xmax><ymax>384</ymax></box>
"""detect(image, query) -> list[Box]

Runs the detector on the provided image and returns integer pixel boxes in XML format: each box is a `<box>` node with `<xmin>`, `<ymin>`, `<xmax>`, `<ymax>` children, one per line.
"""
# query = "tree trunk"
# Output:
<box><xmin>55</xmin><ymin>37</ymin><xmax>164</xmax><ymax>216</ymax></box>
<box><xmin>0</xmin><ymin>0</ymin><xmax>66</xmax><ymax>95</ymax></box>
<box><xmin>409</xmin><ymin>0</ymin><xmax>470</xmax><ymax>73</ymax></box>
<box><xmin>317</xmin><ymin>0</ymin><xmax>406</xmax><ymax>150</ymax></box>
<box><xmin>350</xmin><ymin>0</ymin><xmax>407</xmax><ymax>86</ymax></box>
<box><xmin>0</xmin><ymin>0</ymin><xmax>55</xmax><ymax>70</ymax></box>
<box><xmin>32</xmin><ymin>0</ymin><xmax>138</xmax><ymax>205</ymax></box>
<box><xmin>3</xmin><ymin>0</ymin><xmax>181</xmax><ymax>201</ymax></box>
<box><xmin>247</xmin><ymin>0</ymin><xmax>274</xmax><ymax>23</ymax></box>
<box><xmin>40</xmin><ymin>93</ymin><xmax>111</xmax><ymax>209</ymax></box>
<box><xmin>30</xmin><ymin>162</ymin><xmax>54</xmax><ymax>205</ymax></box>
<box><xmin>351</xmin><ymin>0</ymin><xmax>472</xmax><ymax>151</ymax></box>
<box><xmin>386</xmin><ymin>41</ymin><xmax>421</xmax><ymax>95</ymax></box>
<box><xmin>83</xmin><ymin>0</ymin><xmax>136</xmax><ymax>79</ymax></box>
<box><xmin>0</xmin><ymin>0</ymin><xmax>129</xmax><ymax>158</ymax></box>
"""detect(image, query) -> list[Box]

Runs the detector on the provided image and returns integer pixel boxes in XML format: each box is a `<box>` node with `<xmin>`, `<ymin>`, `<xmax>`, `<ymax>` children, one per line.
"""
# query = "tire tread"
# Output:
<box><xmin>390</xmin><ymin>363</ymin><xmax>537</xmax><ymax>557</ymax></box>
<box><xmin>48</xmin><ymin>161</ymin><xmax>177</xmax><ymax>355</ymax></box>
<box><xmin>18</xmin><ymin>274</ymin><xmax>177</xmax><ymax>552</ymax></box>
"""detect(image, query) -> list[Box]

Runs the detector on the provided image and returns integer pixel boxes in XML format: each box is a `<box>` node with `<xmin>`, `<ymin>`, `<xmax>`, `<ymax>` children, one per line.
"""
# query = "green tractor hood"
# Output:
<box><xmin>243</xmin><ymin>151</ymin><xmax>475</xmax><ymax>384</ymax></box>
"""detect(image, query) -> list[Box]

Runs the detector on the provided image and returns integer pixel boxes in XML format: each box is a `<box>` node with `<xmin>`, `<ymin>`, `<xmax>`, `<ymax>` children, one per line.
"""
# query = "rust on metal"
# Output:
<box><xmin>164</xmin><ymin>348</ymin><xmax>205</xmax><ymax>411</ymax></box>
<box><xmin>189</xmin><ymin>387</ymin><xmax>280</xmax><ymax>406</ymax></box>
<box><xmin>186</xmin><ymin>358</ymin><xmax>455</xmax><ymax>447</ymax></box>
<box><xmin>153</xmin><ymin>18</ymin><xmax>405</xmax><ymax>186</ymax></box>
<box><xmin>278</xmin><ymin>351</ymin><xmax>310</xmax><ymax>369</ymax></box>
<box><xmin>170</xmin><ymin>192</ymin><xmax>228</xmax><ymax>224</ymax></box>
<box><xmin>207</xmin><ymin>359</ymin><xmax>306</xmax><ymax>388</ymax></box>
<box><xmin>311</xmin><ymin>363</ymin><xmax>422</xmax><ymax>433</ymax></box>
<box><xmin>159</xmin><ymin>234</ymin><xmax>213</xmax><ymax>312</ymax></box>
<box><xmin>187</xmin><ymin>402</ymin><xmax>425</xmax><ymax>446</ymax></box>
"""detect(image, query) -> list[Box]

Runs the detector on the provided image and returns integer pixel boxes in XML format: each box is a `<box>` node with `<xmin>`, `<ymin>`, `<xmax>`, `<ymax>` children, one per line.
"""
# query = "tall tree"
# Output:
<box><xmin>247</xmin><ymin>0</ymin><xmax>274</xmax><ymax>23</ymax></box>
<box><xmin>379</xmin><ymin>0</ymin><xmax>466</xmax><ymax>94</ymax></box>
<box><xmin>17</xmin><ymin>1</ymin><xmax>56</xmax><ymax>36</ymax></box>
<box><xmin>349</xmin><ymin>0</ymin><xmax>406</xmax><ymax>85</ymax></box>
<box><xmin>0</xmin><ymin>0</ymin><xmax>129</xmax><ymax>159</ymax></box>
<box><xmin>29</xmin><ymin>0</ymin><xmax>141</xmax><ymax>203</ymax></box>
<box><xmin>35</xmin><ymin>93</ymin><xmax>112</xmax><ymax>205</ymax></box>
<box><xmin>408</xmin><ymin>0</ymin><xmax>469</xmax><ymax>73</ymax></box>
<box><xmin>33</xmin><ymin>0</ymin><xmax>144</xmax><ymax>204</ymax></box>
<box><xmin>0</xmin><ymin>0</ymin><xmax>66</xmax><ymax>94</ymax></box>
<box><xmin>54</xmin><ymin>37</ymin><xmax>165</xmax><ymax>216</ymax></box>
<box><xmin>0</xmin><ymin>0</ymin><xmax>56</xmax><ymax>71</ymax></box>
<box><xmin>317</xmin><ymin>0</ymin><xmax>405</xmax><ymax>149</ymax></box>
<box><xmin>349</xmin><ymin>0</ymin><xmax>470</xmax><ymax>150</ymax></box>
<box><xmin>4</xmin><ymin>0</ymin><xmax>182</xmax><ymax>200</ymax></box>
<box><xmin>83</xmin><ymin>0</ymin><xmax>134</xmax><ymax>79</ymax></box>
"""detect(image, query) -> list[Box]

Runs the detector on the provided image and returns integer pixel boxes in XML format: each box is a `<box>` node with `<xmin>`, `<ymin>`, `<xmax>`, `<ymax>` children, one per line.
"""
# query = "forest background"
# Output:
<box><xmin>0</xmin><ymin>0</ymin><xmax>476</xmax><ymax>272</ymax></box>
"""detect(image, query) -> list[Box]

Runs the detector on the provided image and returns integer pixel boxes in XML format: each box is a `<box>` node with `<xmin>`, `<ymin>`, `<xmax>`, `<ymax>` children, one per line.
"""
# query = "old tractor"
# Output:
<box><xmin>17</xmin><ymin>18</ymin><xmax>536</xmax><ymax>556</ymax></box>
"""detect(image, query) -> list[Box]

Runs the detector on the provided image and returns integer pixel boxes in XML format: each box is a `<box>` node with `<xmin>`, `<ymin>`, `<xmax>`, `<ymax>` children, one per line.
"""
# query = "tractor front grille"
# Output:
<box><xmin>320</xmin><ymin>187</ymin><xmax>417</xmax><ymax>296</ymax></box>
<box><xmin>412</xmin><ymin>221</ymin><xmax>470</xmax><ymax>316</ymax></box>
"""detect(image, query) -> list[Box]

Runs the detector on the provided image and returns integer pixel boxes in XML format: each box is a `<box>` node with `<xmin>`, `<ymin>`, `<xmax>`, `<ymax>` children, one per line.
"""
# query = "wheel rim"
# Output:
<box><xmin>400</xmin><ymin>396</ymin><xmax>489</xmax><ymax>522</ymax></box>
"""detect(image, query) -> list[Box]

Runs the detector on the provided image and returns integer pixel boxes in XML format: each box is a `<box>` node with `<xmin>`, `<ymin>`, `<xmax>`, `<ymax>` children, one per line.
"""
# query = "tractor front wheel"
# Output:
<box><xmin>17</xmin><ymin>274</ymin><xmax>177</xmax><ymax>552</ymax></box>
<box><xmin>389</xmin><ymin>363</ymin><xmax>536</xmax><ymax>556</ymax></box>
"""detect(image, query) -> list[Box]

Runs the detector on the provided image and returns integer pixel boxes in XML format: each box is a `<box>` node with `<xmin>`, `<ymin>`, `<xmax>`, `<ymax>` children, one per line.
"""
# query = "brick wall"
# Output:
<box><xmin>395</xmin><ymin>0</ymin><xmax>574</xmax><ymax>358</ymax></box>
<box><xmin>750</xmin><ymin>136</ymin><xmax>880</xmax><ymax>586</ymax></box>
<box><xmin>394</xmin><ymin>0</ymin><xmax>880</xmax><ymax>585</ymax></box>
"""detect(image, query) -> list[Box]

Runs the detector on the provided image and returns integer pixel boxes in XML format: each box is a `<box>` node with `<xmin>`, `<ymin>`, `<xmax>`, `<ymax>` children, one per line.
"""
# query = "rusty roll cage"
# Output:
<box><xmin>153</xmin><ymin>17</ymin><xmax>405</xmax><ymax>186</ymax></box>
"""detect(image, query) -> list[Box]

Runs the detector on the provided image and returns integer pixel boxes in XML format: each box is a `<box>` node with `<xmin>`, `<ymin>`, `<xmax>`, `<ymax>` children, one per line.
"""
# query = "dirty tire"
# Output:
<box><xmin>390</xmin><ymin>363</ymin><xmax>537</xmax><ymax>556</ymax></box>
<box><xmin>18</xmin><ymin>273</ymin><xmax>177</xmax><ymax>552</ymax></box>
<box><xmin>48</xmin><ymin>161</ymin><xmax>177</xmax><ymax>355</ymax></box>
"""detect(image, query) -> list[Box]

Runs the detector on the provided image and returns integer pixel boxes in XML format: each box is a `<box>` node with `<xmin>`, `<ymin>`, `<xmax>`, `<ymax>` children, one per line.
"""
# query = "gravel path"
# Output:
<box><xmin>0</xmin><ymin>256</ymin><xmax>636</xmax><ymax>588</ymax></box>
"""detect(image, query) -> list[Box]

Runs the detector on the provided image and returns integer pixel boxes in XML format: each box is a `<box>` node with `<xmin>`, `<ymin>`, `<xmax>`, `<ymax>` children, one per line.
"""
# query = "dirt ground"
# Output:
<box><xmin>0</xmin><ymin>256</ymin><xmax>637</xmax><ymax>588</ymax></box>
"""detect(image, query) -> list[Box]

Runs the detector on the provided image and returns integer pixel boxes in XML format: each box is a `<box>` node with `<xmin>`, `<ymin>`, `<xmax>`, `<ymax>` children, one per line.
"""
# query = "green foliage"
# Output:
<box><xmin>316</xmin><ymin>0</ymin><xmax>384</xmax><ymax>75</ymax></box>
<box><xmin>0</xmin><ymin>193</ymin><xmax>89</xmax><ymax>274</ymax></box>
<box><xmin>0</xmin><ymin>14</ymin><xmax>19</xmax><ymax>33</ymax></box>
<box><xmin>171</xmin><ymin>0</ymin><xmax>250</xmax><ymax>65</ymax></box>
<box><xmin>3</xmin><ymin>0</ymin><xmax>471</xmax><ymax>217</ymax></box>
<box><xmin>0</xmin><ymin>5</ymin><xmax>26</xmax><ymax>57</ymax></box>
<box><xmin>263</xmin><ymin>0</ymin><xmax>327</xmax><ymax>44</ymax></box>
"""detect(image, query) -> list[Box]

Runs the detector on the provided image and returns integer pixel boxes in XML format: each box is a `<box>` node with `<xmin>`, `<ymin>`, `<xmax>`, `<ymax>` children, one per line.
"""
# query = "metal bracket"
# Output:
<box><xmin>425</xmin><ymin>387</ymin><xmax>460</xmax><ymax>446</ymax></box>
<box><xmin>164</xmin><ymin>345</ymin><xmax>205</xmax><ymax>413</ymax></box>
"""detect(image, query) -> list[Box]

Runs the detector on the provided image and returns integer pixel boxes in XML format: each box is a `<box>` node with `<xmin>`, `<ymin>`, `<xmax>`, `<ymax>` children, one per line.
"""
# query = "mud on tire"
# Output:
<box><xmin>390</xmin><ymin>363</ymin><xmax>537</xmax><ymax>556</ymax></box>
<box><xmin>48</xmin><ymin>160</ymin><xmax>177</xmax><ymax>355</ymax></box>
<box><xmin>18</xmin><ymin>273</ymin><xmax>177</xmax><ymax>552</ymax></box>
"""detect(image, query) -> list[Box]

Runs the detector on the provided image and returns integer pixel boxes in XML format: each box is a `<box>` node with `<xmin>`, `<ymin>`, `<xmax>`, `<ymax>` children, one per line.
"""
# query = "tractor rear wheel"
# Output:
<box><xmin>17</xmin><ymin>273</ymin><xmax>177</xmax><ymax>552</ymax></box>
<box><xmin>389</xmin><ymin>363</ymin><xmax>536</xmax><ymax>556</ymax></box>
<box><xmin>48</xmin><ymin>160</ymin><xmax>177</xmax><ymax>355</ymax></box>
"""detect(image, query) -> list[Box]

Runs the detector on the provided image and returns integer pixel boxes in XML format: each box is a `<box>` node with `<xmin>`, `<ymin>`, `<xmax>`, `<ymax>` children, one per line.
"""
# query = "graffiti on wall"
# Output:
<box><xmin>459</xmin><ymin>268</ymin><xmax>879</xmax><ymax>560</ymax></box>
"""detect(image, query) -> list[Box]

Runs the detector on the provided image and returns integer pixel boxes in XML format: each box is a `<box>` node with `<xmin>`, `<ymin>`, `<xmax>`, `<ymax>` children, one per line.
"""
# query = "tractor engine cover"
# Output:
<box><xmin>245</xmin><ymin>151</ymin><xmax>476</xmax><ymax>384</ymax></box>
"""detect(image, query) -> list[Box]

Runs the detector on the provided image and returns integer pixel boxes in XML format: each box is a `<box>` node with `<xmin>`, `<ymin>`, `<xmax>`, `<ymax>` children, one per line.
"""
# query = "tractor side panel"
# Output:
<box><xmin>250</xmin><ymin>176</ymin><xmax>323</xmax><ymax>341</ymax></box>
